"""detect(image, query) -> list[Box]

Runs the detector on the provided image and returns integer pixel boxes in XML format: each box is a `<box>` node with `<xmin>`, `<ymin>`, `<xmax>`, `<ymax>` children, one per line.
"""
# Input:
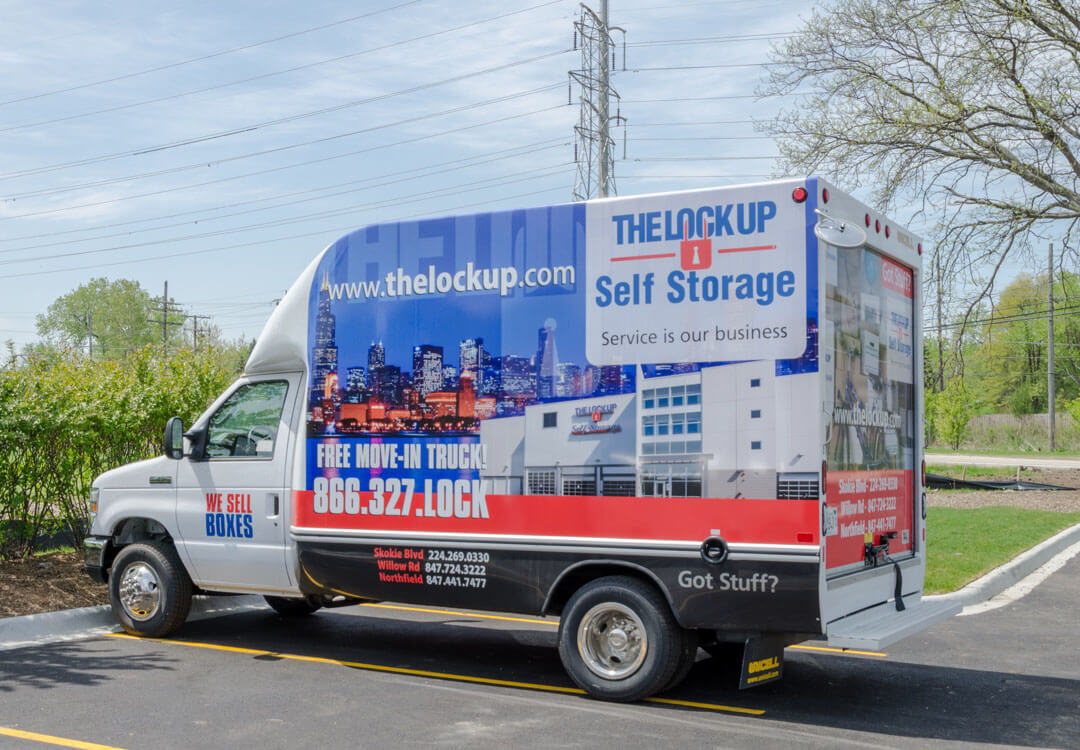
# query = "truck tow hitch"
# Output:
<box><xmin>864</xmin><ymin>532</ymin><xmax>906</xmax><ymax>612</ymax></box>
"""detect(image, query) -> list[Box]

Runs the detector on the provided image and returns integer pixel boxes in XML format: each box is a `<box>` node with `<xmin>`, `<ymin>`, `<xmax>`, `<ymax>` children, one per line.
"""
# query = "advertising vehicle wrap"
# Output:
<box><xmin>294</xmin><ymin>183</ymin><xmax>823</xmax><ymax>627</ymax></box>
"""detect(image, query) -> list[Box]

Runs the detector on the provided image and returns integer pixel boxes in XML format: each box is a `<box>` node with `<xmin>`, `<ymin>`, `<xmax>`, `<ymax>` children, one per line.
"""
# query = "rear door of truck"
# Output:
<box><xmin>822</xmin><ymin>244</ymin><xmax>916</xmax><ymax>578</ymax></box>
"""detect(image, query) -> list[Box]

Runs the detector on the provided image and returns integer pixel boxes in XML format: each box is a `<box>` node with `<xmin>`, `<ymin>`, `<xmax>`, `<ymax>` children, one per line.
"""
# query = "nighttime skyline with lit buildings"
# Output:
<box><xmin>307</xmin><ymin>277</ymin><xmax>635</xmax><ymax>436</ymax></box>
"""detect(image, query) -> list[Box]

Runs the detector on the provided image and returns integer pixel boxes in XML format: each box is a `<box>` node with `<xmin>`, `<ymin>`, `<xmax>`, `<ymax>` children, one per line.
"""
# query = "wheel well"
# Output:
<box><xmin>542</xmin><ymin>561</ymin><xmax>677</xmax><ymax>619</ymax></box>
<box><xmin>103</xmin><ymin>518</ymin><xmax>174</xmax><ymax>571</ymax></box>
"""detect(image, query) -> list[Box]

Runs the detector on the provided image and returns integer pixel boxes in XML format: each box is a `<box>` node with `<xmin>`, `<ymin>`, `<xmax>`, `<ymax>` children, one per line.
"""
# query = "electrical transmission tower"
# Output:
<box><xmin>570</xmin><ymin>1</ymin><xmax>625</xmax><ymax>200</ymax></box>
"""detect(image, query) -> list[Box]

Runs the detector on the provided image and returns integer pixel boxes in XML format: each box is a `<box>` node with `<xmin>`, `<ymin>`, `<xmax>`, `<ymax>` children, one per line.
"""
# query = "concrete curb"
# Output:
<box><xmin>926</xmin><ymin>521</ymin><xmax>1080</xmax><ymax>607</ymax></box>
<box><xmin>0</xmin><ymin>595</ymin><xmax>266</xmax><ymax>652</ymax></box>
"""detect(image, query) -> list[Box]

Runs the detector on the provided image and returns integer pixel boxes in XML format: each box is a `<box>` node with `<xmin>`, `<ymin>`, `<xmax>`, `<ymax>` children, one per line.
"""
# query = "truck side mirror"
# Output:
<box><xmin>184</xmin><ymin>426</ymin><xmax>208</xmax><ymax>461</ymax></box>
<box><xmin>164</xmin><ymin>416</ymin><xmax>185</xmax><ymax>459</ymax></box>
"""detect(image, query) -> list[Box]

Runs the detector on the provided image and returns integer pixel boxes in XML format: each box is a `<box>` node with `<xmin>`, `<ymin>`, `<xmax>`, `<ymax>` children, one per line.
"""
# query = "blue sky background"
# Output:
<box><xmin>0</xmin><ymin>0</ymin><xmax>984</xmax><ymax>352</ymax></box>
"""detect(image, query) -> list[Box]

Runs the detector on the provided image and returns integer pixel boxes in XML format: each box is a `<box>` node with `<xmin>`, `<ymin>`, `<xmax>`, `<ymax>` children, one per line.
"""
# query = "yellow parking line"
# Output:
<box><xmin>0</xmin><ymin>726</ymin><xmax>126</xmax><ymax>750</ymax></box>
<box><xmin>788</xmin><ymin>644</ymin><xmax>888</xmax><ymax>658</ymax></box>
<box><xmin>645</xmin><ymin>697</ymin><xmax>764</xmax><ymax>715</ymax></box>
<box><xmin>359</xmin><ymin>602</ymin><xmax>557</xmax><ymax>626</ymax></box>
<box><xmin>105</xmin><ymin>633</ymin><xmax>764</xmax><ymax>716</ymax></box>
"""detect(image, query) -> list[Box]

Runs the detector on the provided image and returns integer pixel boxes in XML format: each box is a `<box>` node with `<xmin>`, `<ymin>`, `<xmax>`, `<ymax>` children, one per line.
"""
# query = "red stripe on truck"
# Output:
<box><xmin>293</xmin><ymin>491</ymin><xmax>820</xmax><ymax>547</ymax></box>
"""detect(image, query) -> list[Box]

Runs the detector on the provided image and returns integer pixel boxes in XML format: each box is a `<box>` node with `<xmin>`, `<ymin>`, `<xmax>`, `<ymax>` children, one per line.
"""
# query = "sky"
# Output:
<box><xmin>0</xmin><ymin>0</ymin><xmax>829</xmax><ymax>352</ymax></box>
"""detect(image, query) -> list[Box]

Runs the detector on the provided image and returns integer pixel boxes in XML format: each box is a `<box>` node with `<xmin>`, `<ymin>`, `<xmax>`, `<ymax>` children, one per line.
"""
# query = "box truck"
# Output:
<box><xmin>85</xmin><ymin>178</ymin><xmax>959</xmax><ymax>701</ymax></box>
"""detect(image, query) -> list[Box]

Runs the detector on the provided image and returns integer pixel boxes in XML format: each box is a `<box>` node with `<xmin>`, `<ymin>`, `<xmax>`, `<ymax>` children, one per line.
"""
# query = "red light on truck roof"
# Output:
<box><xmin>875</xmin><ymin>219</ymin><xmax>881</xmax><ymax>233</ymax></box>
<box><xmin>864</xmin><ymin>214</ymin><xmax>871</xmax><ymax>227</ymax></box>
<box><xmin>792</xmin><ymin>187</ymin><xmax>808</xmax><ymax>203</ymax></box>
<box><xmin>885</xmin><ymin>225</ymin><xmax>891</xmax><ymax>238</ymax></box>
<box><xmin>917</xmin><ymin>243</ymin><xmax>923</xmax><ymax>255</ymax></box>
<box><xmin>822</xmin><ymin>188</ymin><xmax>829</xmax><ymax>203</ymax></box>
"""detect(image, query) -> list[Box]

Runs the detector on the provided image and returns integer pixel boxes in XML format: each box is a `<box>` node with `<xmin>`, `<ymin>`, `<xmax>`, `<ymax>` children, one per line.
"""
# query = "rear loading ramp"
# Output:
<box><xmin>825</xmin><ymin>596</ymin><xmax>961</xmax><ymax>650</ymax></box>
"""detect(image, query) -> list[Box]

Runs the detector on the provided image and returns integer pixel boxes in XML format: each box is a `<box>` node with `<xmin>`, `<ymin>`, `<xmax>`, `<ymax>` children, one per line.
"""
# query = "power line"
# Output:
<box><xmin>0</xmin><ymin>0</ymin><xmax>430</xmax><ymax>108</ymax></box>
<box><xmin>0</xmin><ymin>183</ymin><xmax>571</xmax><ymax>280</ymax></box>
<box><xmin>630</xmin><ymin>62</ymin><xmax>775</xmax><ymax>72</ymax></box>
<box><xmin>0</xmin><ymin>96</ymin><xmax>566</xmax><ymax>220</ymax></box>
<box><xmin>0</xmin><ymin>162</ymin><xmax>572</xmax><ymax>267</ymax></box>
<box><xmin>626</xmin><ymin>32</ymin><xmax>794</xmax><ymax>47</ymax></box>
<box><xmin>0</xmin><ymin>0</ymin><xmax>567</xmax><ymax>136</ymax></box>
<box><xmin>2</xmin><ymin>91</ymin><xmax>563</xmax><ymax>206</ymax></box>
<box><xmin>0</xmin><ymin>47</ymin><xmax>570</xmax><ymax>182</ymax></box>
<box><xmin>0</xmin><ymin>140</ymin><xmax>566</xmax><ymax>253</ymax></box>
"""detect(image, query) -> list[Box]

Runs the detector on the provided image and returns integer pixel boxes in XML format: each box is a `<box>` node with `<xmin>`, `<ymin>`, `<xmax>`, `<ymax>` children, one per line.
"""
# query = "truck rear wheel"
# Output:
<box><xmin>109</xmin><ymin>541</ymin><xmax>193</xmax><ymax>637</ymax></box>
<box><xmin>264</xmin><ymin>595</ymin><xmax>322</xmax><ymax>616</ymax></box>
<box><xmin>557</xmin><ymin>576</ymin><xmax>687</xmax><ymax>702</ymax></box>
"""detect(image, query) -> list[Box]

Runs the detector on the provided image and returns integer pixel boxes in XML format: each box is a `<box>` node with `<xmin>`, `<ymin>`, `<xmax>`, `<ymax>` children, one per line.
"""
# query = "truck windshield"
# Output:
<box><xmin>206</xmin><ymin>380</ymin><xmax>289</xmax><ymax>458</ymax></box>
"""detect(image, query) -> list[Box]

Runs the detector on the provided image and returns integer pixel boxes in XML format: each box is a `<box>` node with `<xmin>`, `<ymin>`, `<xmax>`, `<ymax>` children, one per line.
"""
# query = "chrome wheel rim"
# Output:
<box><xmin>577</xmin><ymin>602</ymin><xmax>647</xmax><ymax>680</ymax></box>
<box><xmin>118</xmin><ymin>561</ymin><xmax>161</xmax><ymax>621</ymax></box>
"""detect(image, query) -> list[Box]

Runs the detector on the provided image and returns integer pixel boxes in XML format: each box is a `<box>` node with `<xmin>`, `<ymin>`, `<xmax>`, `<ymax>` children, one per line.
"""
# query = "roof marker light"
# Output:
<box><xmin>792</xmin><ymin>187</ymin><xmax>808</xmax><ymax>203</ymax></box>
<box><xmin>875</xmin><ymin>220</ymin><xmax>881</xmax><ymax>233</ymax></box>
<box><xmin>865</xmin><ymin>214</ymin><xmax>871</xmax><ymax>227</ymax></box>
<box><xmin>822</xmin><ymin>188</ymin><xmax>830</xmax><ymax>203</ymax></box>
<box><xmin>885</xmin><ymin>225</ymin><xmax>891</xmax><ymax>238</ymax></box>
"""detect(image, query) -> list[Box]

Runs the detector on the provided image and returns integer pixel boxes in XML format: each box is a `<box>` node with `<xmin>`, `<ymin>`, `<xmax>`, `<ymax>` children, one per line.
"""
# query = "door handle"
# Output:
<box><xmin>267</xmin><ymin>493</ymin><xmax>280</xmax><ymax>517</ymax></box>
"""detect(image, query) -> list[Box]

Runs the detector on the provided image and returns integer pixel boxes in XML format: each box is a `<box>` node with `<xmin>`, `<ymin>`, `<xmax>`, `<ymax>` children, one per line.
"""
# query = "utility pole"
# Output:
<box><xmin>1048</xmin><ymin>243</ymin><xmax>1055</xmax><ymax>451</ymax></box>
<box><xmin>86</xmin><ymin>309</ymin><xmax>93</xmax><ymax>359</ymax></box>
<box><xmin>570</xmin><ymin>2</ymin><xmax>625</xmax><ymax>200</ymax></box>
<box><xmin>190</xmin><ymin>314</ymin><xmax>212</xmax><ymax>351</ymax></box>
<box><xmin>935</xmin><ymin>252</ymin><xmax>944</xmax><ymax>391</ymax></box>
<box><xmin>149</xmin><ymin>281</ymin><xmax>186</xmax><ymax>354</ymax></box>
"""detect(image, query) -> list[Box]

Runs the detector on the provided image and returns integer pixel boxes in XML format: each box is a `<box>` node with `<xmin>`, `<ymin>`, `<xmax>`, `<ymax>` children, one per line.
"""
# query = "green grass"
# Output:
<box><xmin>32</xmin><ymin>545</ymin><xmax>76</xmax><ymax>557</ymax></box>
<box><xmin>925</xmin><ymin>507</ymin><xmax>1080</xmax><ymax>594</ymax></box>
<box><xmin>926</xmin><ymin>447</ymin><xmax>1080</xmax><ymax>458</ymax></box>
<box><xmin>927</xmin><ymin>464</ymin><xmax>1035</xmax><ymax>480</ymax></box>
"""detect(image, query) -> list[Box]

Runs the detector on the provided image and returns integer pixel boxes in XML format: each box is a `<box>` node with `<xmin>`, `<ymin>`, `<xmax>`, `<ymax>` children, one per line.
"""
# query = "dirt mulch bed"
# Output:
<box><xmin>928</xmin><ymin>467</ymin><xmax>1080</xmax><ymax>513</ymax></box>
<box><xmin>2</xmin><ymin>467</ymin><xmax>1078</xmax><ymax>620</ymax></box>
<box><xmin>0</xmin><ymin>550</ymin><xmax>109</xmax><ymax>618</ymax></box>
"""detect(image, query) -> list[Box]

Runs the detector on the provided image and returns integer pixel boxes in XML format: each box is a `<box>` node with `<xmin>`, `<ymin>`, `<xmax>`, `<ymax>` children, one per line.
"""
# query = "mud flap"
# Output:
<box><xmin>739</xmin><ymin>634</ymin><xmax>785</xmax><ymax>689</ymax></box>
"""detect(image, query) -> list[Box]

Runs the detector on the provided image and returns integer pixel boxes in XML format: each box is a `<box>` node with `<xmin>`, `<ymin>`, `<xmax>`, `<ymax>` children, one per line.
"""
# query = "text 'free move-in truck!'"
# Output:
<box><xmin>84</xmin><ymin>178</ymin><xmax>959</xmax><ymax>702</ymax></box>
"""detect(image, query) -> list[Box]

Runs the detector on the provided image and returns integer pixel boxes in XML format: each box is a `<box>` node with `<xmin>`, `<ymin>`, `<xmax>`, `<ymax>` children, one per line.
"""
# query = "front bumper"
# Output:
<box><xmin>83</xmin><ymin>536</ymin><xmax>110</xmax><ymax>583</ymax></box>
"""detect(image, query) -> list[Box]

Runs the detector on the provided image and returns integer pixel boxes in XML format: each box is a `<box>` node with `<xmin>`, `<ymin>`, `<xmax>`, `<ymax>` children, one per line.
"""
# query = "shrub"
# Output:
<box><xmin>0</xmin><ymin>347</ymin><xmax>237</xmax><ymax>558</ymax></box>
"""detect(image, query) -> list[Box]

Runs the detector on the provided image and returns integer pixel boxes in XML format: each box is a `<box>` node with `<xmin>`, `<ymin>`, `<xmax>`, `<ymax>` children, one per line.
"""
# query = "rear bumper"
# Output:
<box><xmin>83</xmin><ymin>536</ymin><xmax>110</xmax><ymax>584</ymax></box>
<box><xmin>825</xmin><ymin>596</ymin><xmax>961</xmax><ymax>650</ymax></box>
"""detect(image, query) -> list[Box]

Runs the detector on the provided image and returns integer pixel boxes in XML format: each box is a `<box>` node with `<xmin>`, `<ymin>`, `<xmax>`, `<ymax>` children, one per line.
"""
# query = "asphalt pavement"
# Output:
<box><xmin>1</xmin><ymin>553</ymin><xmax>1078</xmax><ymax>749</ymax></box>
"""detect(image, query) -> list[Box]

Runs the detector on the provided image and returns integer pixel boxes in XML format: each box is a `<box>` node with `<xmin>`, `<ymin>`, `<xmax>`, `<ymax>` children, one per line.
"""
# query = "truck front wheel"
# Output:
<box><xmin>557</xmin><ymin>576</ymin><xmax>687</xmax><ymax>702</ymax></box>
<box><xmin>109</xmin><ymin>542</ymin><xmax>193</xmax><ymax>637</ymax></box>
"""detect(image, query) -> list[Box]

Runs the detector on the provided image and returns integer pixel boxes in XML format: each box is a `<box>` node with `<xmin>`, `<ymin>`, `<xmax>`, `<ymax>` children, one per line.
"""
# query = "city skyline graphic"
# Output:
<box><xmin>305</xmin><ymin>206</ymin><xmax>634</xmax><ymax>437</ymax></box>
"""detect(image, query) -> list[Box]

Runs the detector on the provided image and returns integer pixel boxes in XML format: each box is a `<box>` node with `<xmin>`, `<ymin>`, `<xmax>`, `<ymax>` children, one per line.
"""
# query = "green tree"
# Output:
<box><xmin>35</xmin><ymin>278</ymin><xmax>185</xmax><ymax>358</ymax></box>
<box><xmin>763</xmin><ymin>0</ymin><xmax>1080</xmax><ymax>309</ymax></box>
<box><xmin>937</xmin><ymin>378</ymin><xmax>976</xmax><ymax>450</ymax></box>
<box><xmin>965</xmin><ymin>270</ymin><xmax>1080</xmax><ymax>413</ymax></box>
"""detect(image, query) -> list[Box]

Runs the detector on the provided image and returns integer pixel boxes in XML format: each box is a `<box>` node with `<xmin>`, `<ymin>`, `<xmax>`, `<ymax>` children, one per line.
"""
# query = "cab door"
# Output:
<box><xmin>174</xmin><ymin>376</ymin><xmax>299</xmax><ymax>592</ymax></box>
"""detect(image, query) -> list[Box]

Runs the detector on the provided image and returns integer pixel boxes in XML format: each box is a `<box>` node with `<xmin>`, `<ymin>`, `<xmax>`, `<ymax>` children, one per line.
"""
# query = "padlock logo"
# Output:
<box><xmin>679</xmin><ymin>220</ymin><xmax>712</xmax><ymax>270</ymax></box>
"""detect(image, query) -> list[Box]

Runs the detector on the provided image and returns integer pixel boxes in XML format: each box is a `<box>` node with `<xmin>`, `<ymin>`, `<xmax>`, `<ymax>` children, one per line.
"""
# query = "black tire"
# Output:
<box><xmin>557</xmin><ymin>575</ymin><xmax>688</xmax><ymax>702</ymax></box>
<box><xmin>109</xmin><ymin>541</ymin><xmax>193</xmax><ymax>637</ymax></box>
<box><xmin>662</xmin><ymin>630</ymin><xmax>700</xmax><ymax>693</ymax></box>
<box><xmin>264</xmin><ymin>595</ymin><xmax>321</xmax><ymax>616</ymax></box>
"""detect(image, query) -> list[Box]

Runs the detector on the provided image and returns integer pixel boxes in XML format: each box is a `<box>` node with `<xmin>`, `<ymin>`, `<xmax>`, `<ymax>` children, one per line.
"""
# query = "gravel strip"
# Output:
<box><xmin>927</xmin><ymin>468</ymin><xmax>1080</xmax><ymax>513</ymax></box>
